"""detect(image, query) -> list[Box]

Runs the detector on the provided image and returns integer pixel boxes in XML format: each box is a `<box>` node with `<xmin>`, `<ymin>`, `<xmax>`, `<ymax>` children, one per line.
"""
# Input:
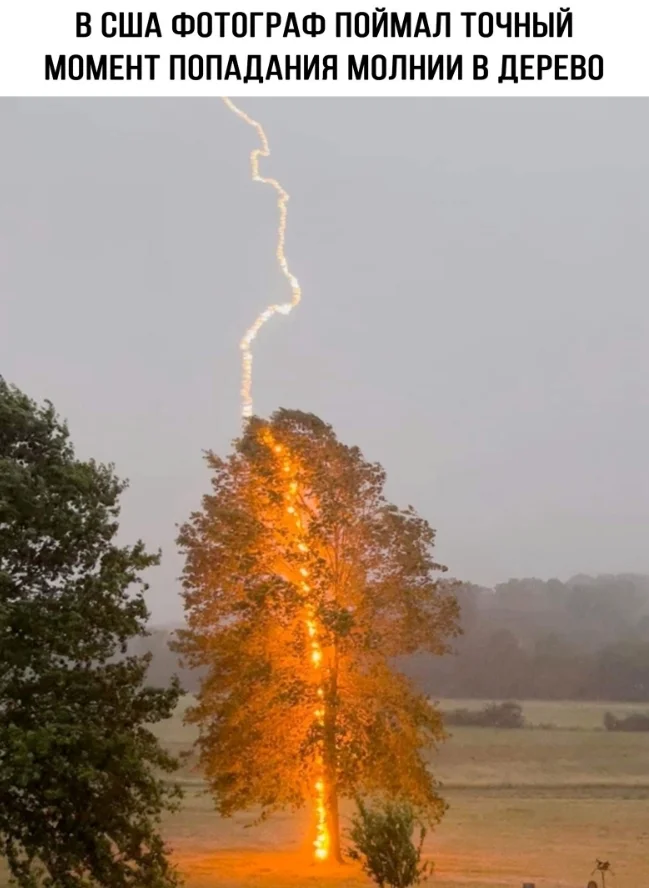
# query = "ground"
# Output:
<box><xmin>154</xmin><ymin>698</ymin><xmax>649</xmax><ymax>888</ymax></box>
<box><xmin>1</xmin><ymin>699</ymin><xmax>646</xmax><ymax>887</ymax></box>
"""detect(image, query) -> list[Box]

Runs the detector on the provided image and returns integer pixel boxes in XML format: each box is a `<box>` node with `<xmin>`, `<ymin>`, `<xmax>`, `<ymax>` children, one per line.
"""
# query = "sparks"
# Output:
<box><xmin>261</xmin><ymin>428</ymin><xmax>330</xmax><ymax>862</ymax></box>
<box><xmin>223</xmin><ymin>98</ymin><xmax>302</xmax><ymax>420</ymax></box>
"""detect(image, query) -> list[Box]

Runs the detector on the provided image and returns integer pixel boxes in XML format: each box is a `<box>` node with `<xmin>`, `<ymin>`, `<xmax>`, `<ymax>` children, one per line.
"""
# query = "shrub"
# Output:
<box><xmin>444</xmin><ymin>701</ymin><xmax>525</xmax><ymax>729</ymax></box>
<box><xmin>443</xmin><ymin>708</ymin><xmax>478</xmax><ymax>727</ymax></box>
<box><xmin>603</xmin><ymin>711</ymin><xmax>649</xmax><ymax>732</ymax></box>
<box><xmin>347</xmin><ymin>799</ymin><xmax>431</xmax><ymax>888</ymax></box>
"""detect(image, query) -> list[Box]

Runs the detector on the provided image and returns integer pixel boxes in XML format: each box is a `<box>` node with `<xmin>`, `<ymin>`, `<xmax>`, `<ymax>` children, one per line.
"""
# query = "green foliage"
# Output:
<box><xmin>603</xmin><ymin>711</ymin><xmax>649</xmax><ymax>732</ymax></box>
<box><xmin>445</xmin><ymin>701</ymin><xmax>525</xmax><ymax>729</ymax></box>
<box><xmin>0</xmin><ymin>377</ymin><xmax>183</xmax><ymax>888</ymax></box>
<box><xmin>176</xmin><ymin>409</ymin><xmax>459</xmax><ymax>857</ymax></box>
<box><xmin>347</xmin><ymin>799</ymin><xmax>431</xmax><ymax>888</ymax></box>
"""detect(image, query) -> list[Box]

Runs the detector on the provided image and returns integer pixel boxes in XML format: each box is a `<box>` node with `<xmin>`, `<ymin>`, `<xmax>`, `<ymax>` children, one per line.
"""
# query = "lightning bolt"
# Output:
<box><xmin>222</xmin><ymin>98</ymin><xmax>302</xmax><ymax>420</ymax></box>
<box><xmin>261</xmin><ymin>430</ymin><xmax>330</xmax><ymax>862</ymax></box>
<box><xmin>223</xmin><ymin>102</ymin><xmax>327</xmax><ymax>861</ymax></box>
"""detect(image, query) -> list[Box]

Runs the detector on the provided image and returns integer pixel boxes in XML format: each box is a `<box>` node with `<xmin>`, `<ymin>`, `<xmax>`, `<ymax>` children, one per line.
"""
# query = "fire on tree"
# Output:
<box><xmin>176</xmin><ymin>410</ymin><xmax>460</xmax><ymax>862</ymax></box>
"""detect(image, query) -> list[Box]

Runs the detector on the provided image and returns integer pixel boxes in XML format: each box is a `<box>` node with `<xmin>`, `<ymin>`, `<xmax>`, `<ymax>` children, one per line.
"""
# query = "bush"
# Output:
<box><xmin>347</xmin><ymin>799</ymin><xmax>431</xmax><ymax>888</ymax></box>
<box><xmin>444</xmin><ymin>701</ymin><xmax>525</xmax><ymax>729</ymax></box>
<box><xmin>603</xmin><ymin>711</ymin><xmax>649</xmax><ymax>732</ymax></box>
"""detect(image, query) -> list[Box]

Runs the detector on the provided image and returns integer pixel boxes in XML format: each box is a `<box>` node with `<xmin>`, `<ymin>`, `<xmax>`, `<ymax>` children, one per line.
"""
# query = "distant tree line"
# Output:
<box><xmin>403</xmin><ymin>575</ymin><xmax>649</xmax><ymax>702</ymax></box>
<box><xmin>444</xmin><ymin>701</ymin><xmax>525</xmax><ymax>729</ymax></box>
<box><xmin>444</xmin><ymin>702</ymin><xmax>649</xmax><ymax>732</ymax></box>
<box><xmin>142</xmin><ymin>573</ymin><xmax>649</xmax><ymax>703</ymax></box>
<box><xmin>446</xmin><ymin>702</ymin><xmax>649</xmax><ymax>732</ymax></box>
<box><xmin>603</xmin><ymin>711</ymin><xmax>649</xmax><ymax>732</ymax></box>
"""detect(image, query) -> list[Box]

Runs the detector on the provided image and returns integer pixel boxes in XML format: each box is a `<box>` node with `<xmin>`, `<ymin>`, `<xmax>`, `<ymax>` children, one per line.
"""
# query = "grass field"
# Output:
<box><xmin>148</xmin><ymin>698</ymin><xmax>649</xmax><ymax>888</ymax></box>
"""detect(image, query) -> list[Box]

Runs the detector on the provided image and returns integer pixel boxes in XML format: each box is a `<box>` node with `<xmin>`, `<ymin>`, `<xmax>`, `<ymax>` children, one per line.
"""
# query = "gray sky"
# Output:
<box><xmin>1</xmin><ymin>99</ymin><xmax>648</xmax><ymax>623</ymax></box>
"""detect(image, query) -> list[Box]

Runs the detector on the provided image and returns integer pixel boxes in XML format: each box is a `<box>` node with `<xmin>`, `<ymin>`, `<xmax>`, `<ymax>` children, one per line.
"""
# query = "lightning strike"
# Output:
<box><xmin>225</xmin><ymin>97</ymin><xmax>326</xmax><ymax>861</ymax></box>
<box><xmin>261</xmin><ymin>428</ymin><xmax>330</xmax><ymax>862</ymax></box>
<box><xmin>223</xmin><ymin>98</ymin><xmax>302</xmax><ymax>420</ymax></box>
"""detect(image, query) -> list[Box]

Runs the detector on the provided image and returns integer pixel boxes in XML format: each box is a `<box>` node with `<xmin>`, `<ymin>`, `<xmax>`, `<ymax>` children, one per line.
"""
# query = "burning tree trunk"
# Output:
<box><xmin>323</xmin><ymin>655</ymin><xmax>343</xmax><ymax>863</ymax></box>
<box><xmin>324</xmin><ymin>779</ymin><xmax>342</xmax><ymax>863</ymax></box>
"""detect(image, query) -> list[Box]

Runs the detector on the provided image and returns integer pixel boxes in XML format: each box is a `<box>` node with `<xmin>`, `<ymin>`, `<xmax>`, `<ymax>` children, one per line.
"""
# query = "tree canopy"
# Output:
<box><xmin>0</xmin><ymin>377</ymin><xmax>182</xmax><ymax>888</ymax></box>
<box><xmin>176</xmin><ymin>409</ymin><xmax>459</xmax><ymax>860</ymax></box>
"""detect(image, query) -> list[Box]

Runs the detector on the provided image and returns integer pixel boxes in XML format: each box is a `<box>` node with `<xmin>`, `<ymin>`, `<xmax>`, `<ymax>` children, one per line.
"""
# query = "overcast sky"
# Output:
<box><xmin>1</xmin><ymin>99</ymin><xmax>648</xmax><ymax>622</ymax></box>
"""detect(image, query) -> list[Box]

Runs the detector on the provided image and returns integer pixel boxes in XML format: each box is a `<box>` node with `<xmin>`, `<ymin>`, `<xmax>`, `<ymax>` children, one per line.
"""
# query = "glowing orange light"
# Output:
<box><xmin>261</xmin><ymin>429</ymin><xmax>329</xmax><ymax>861</ymax></box>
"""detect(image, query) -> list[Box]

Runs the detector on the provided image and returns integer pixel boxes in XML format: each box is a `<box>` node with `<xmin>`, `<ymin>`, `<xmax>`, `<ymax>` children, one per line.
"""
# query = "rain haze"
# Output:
<box><xmin>1</xmin><ymin>98</ymin><xmax>648</xmax><ymax>624</ymax></box>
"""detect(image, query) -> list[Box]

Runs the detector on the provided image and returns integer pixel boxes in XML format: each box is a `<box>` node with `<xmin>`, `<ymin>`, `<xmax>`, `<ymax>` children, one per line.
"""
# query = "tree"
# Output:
<box><xmin>387</xmin><ymin>575</ymin><xmax>649</xmax><ymax>703</ymax></box>
<box><xmin>593</xmin><ymin>640</ymin><xmax>649</xmax><ymax>701</ymax></box>
<box><xmin>0</xmin><ymin>378</ymin><xmax>182</xmax><ymax>888</ymax></box>
<box><xmin>347</xmin><ymin>799</ymin><xmax>431</xmax><ymax>888</ymax></box>
<box><xmin>176</xmin><ymin>410</ymin><xmax>459</xmax><ymax>862</ymax></box>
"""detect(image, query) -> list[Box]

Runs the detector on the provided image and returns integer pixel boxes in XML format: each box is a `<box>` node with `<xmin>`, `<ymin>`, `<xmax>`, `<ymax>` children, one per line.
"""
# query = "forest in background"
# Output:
<box><xmin>135</xmin><ymin>574</ymin><xmax>649</xmax><ymax>702</ymax></box>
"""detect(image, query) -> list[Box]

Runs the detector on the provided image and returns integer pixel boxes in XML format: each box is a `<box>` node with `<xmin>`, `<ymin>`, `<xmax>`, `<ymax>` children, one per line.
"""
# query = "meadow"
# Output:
<box><xmin>151</xmin><ymin>698</ymin><xmax>649</xmax><ymax>888</ymax></box>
